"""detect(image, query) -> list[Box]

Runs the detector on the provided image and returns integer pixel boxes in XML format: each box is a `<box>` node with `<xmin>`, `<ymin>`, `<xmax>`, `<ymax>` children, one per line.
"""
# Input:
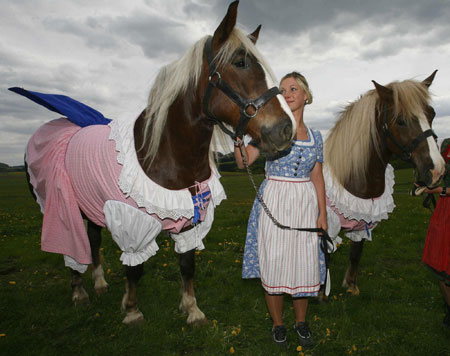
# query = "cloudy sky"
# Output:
<box><xmin>1</xmin><ymin>0</ymin><xmax>449</xmax><ymax>166</ymax></box>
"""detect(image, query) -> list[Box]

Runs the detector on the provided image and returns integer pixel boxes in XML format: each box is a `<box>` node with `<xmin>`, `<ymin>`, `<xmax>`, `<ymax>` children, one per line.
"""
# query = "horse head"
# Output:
<box><xmin>373</xmin><ymin>70</ymin><xmax>445</xmax><ymax>188</ymax></box>
<box><xmin>202</xmin><ymin>1</ymin><xmax>295</xmax><ymax>154</ymax></box>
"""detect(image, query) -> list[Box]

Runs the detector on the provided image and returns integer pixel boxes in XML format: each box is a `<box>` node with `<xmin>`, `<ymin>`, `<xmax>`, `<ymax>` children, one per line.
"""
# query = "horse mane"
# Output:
<box><xmin>140</xmin><ymin>28</ymin><xmax>277</xmax><ymax>166</ymax></box>
<box><xmin>324</xmin><ymin>79</ymin><xmax>431</xmax><ymax>188</ymax></box>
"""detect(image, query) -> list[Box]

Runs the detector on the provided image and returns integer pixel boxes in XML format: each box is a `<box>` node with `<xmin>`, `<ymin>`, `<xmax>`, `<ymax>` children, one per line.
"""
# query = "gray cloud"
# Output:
<box><xmin>1</xmin><ymin>0</ymin><xmax>450</xmax><ymax>165</ymax></box>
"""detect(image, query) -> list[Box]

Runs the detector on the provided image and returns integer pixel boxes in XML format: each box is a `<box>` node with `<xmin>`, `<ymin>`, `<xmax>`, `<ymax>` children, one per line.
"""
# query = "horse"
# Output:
<box><xmin>17</xmin><ymin>1</ymin><xmax>296</xmax><ymax>325</ymax></box>
<box><xmin>323</xmin><ymin>71</ymin><xmax>446</xmax><ymax>296</ymax></box>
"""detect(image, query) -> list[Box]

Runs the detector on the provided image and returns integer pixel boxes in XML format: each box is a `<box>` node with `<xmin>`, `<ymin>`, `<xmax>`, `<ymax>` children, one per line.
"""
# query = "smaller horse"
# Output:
<box><xmin>323</xmin><ymin>71</ymin><xmax>445</xmax><ymax>295</ymax></box>
<box><xmin>18</xmin><ymin>1</ymin><xmax>295</xmax><ymax>324</ymax></box>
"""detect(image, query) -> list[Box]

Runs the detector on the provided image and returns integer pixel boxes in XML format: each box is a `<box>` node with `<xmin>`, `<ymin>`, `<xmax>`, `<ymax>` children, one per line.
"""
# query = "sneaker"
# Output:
<box><xmin>271</xmin><ymin>325</ymin><xmax>287</xmax><ymax>346</ymax></box>
<box><xmin>293</xmin><ymin>321</ymin><xmax>314</xmax><ymax>348</ymax></box>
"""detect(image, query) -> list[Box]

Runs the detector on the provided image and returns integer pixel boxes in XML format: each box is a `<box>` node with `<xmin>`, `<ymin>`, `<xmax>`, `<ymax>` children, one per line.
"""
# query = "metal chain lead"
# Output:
<box><xmin>238</xmin><ymin>141</ymin><xmax>296</xmax><ymax>231</ymax></box>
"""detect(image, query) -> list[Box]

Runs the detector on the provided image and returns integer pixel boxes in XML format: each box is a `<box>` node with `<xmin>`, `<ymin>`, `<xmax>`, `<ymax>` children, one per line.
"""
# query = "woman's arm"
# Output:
<box><xmin>423</xmin><ymin>185</ymin><xmax>448</xmax><ymax>196</ymax></box>
<box><xmin>233</xmin><ymin>139</ymin><xmax>261</xmax><ymax>169</ymax></box>
<box><xmin>310</xmin><ymin>162</ymin><xmax>328</xmax><ymax>231</ymax></box>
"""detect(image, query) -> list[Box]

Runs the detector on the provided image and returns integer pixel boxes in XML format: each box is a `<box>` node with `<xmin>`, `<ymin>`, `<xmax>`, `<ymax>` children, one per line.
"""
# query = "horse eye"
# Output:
<box><xmin>396</xmin><ymin>117</ymin><xmax>407</xmax><ymax>126</ymax></box>
<box><xmin>233</xmin><ymin>60</ymin><xmax>248</xmax><ymax>69</ymax></box>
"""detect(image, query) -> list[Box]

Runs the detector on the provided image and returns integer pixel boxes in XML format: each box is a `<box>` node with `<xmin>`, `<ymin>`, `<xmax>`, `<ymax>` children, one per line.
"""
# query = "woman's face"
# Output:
<box><xmin>280</xmin><ymin>77</ymin><xmax>307</xmax><ymax>113</ymax></box>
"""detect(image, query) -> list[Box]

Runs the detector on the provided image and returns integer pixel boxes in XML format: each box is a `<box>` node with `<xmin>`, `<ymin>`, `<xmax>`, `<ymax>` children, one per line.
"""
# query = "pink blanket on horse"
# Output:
<box><xmin>26</xmin><ymin>118</ymin><xmax>211</xmax><ymax>265</ymax></box>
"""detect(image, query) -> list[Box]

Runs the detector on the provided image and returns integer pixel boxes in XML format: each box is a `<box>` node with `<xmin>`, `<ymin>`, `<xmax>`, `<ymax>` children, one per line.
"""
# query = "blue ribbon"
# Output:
<box><xmin>192</xmin><ymin>191</ymin><xmax>210</xmax><ymax>224</ymax></box>
<box><xmin>365</xmin><ymin>222</ymin><xmax>371</xmax><ymax>238</ymax></box>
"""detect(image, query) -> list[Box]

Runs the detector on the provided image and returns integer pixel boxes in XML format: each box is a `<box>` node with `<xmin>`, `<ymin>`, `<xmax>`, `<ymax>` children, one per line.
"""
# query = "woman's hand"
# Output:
<box><xmin>317</xmin><ymin>213</ymin><xmax>328</xmax><ymax>233</ymax></box>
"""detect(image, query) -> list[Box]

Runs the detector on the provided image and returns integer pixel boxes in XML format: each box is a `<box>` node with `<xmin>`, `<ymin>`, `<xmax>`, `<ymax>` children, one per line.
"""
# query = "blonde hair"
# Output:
<box><xmin>281</xmin><ymin>71</ymin><xmax>313</xmax><ymax>104</ymax></box>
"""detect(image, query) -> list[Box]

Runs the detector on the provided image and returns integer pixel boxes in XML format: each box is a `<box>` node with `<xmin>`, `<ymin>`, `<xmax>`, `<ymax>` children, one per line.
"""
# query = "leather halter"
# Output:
<box><xmin>202</xmin><ymin>36</ymin><xmax>281</xmax><ymax>140</ymax></box>
<box><xmin>380</xmin><ymin>104</ymin><xmax>437</xmax><ymax>162</ymax></box>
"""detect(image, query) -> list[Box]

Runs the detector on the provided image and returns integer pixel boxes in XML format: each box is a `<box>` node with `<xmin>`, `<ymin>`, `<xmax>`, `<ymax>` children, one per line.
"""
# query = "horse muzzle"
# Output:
<box><xmin>259</xmin><ymin>117</ymin><xmax>293</xmax><ymax>154</ymax></box>
<box><xmin>414</xmin><ymin>158</ymin><xmax>445</xmax><ymax>188</ymax></box>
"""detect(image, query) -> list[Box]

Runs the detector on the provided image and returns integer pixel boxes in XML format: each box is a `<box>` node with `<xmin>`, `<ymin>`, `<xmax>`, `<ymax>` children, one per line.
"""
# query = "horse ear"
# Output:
<box><xmin>248</xmin><ymin>25</ymin><xmax>261</xmax><ymax>44</ymax></box>
<box><xmin>212</xmin><ymin>1</ymin><xmax>239</xmax><ymax>48</ymax></box>
<box><xmin>372</xmin><ymin>80</ymin><xmax>393</xmax><ymax>101</ymax></box>
<box><xmin>422</xmin><ymin>69</ymin><xmax>438</xmax><ymax>88</ymax></box>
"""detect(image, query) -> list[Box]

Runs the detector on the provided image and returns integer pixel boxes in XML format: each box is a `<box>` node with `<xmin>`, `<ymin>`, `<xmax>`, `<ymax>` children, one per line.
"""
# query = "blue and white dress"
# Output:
<box><xmin>242</xmin><ymin>127</ymin><xmax>326</xmax><ymax>296</ymax></box>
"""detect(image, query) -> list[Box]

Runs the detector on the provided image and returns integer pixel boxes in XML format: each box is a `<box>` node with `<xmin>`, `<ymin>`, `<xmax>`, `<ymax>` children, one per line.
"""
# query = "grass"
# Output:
<box><xmin>0</xmin><ymin>170</ymin><xmax>449</xmax><ymax>356</ymax></box>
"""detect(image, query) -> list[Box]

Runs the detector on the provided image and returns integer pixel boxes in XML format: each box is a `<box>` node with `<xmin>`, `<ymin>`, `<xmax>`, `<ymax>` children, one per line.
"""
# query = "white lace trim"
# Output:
<box><xmin>64</xmin><ymin>255</ymin><xmax>89</xmax><ymax>273</ymax></box>
<box><xmin>108</xmin><ymin>118</ymin><xmax>226</xmax><ymax>221</ymax></box>
<box><xmin>324</xmin><ymin>164</ymin><xmax>395</xmax><ymax>223</ymax></box>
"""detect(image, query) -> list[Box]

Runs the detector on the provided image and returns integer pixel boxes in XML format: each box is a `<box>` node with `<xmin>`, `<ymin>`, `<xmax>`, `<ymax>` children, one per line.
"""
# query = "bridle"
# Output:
<box><xmin>202</xmin><ymin>36</ymin><xmax>281</xmax><ymax>140</ymax></box>
<box><xmin>380</xmin><ymin>104</ymin><xmax>437</xmax><ymax>162</ymax></box>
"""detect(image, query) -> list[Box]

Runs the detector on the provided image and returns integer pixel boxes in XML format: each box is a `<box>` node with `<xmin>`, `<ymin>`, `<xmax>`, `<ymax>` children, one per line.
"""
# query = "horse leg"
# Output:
<box><xmin>179</xmin><ymin>249</ymin><xmax>207</xmax><ymax>325</ymax></box>
<box><xmin>87</xmin><ymin>220</ymin><xmax>108</xmax><ymax>295</ymax></box>
<box><xmin>71</xmin><ymin>269</ymin><xmax>89</xmax><ymax>305</ymax></box>
<box><xmin>121</xmin><ymin>264</ymin><xmax>144</xmax><ymax>324</ymax></box>
<box><xmin>342</xmin><ymin>240</ymin><xmax>364</xmax><ymax>296</ymax></box>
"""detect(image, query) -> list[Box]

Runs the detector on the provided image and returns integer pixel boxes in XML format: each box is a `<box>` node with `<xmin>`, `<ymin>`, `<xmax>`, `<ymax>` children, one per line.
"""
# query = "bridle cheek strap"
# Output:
<box><xmin>381</xmin><ymin>105</ymin><xmax>437</xmax><ymax>162</ymax></box>
<box><xmin>202</xmin><ymin>36</ymin><xmax>281</xmax><ymax>140</ymax></box>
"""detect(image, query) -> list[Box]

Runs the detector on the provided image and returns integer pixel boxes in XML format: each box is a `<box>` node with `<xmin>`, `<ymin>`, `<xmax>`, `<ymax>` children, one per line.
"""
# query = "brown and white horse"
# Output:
<box><xmin>324</xmin><ymin>71</ymin><xmax>445</xmax><ymax>295</ymax></box>
<box><xmin>22</xmin><ymin>1</ymin><xmax>295</xmax><ymax>324</ymax></box>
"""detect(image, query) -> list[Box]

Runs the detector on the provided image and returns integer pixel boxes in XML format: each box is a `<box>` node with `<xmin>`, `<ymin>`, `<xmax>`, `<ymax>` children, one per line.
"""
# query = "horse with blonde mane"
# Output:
<box><xmin>324</xmin><ymin>71</ymin><xmax>445</xmax><ymax>295</ymax></box>
<box><xmin>15</xmin><ymin>1</ymin><xmax>295</xmax><ymax>324</ymax></box>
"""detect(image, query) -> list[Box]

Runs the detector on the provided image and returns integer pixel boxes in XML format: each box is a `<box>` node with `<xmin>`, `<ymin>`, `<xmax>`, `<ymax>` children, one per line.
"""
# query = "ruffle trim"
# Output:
<box><xmin>324</xmin><ymin>164</ymin><xmax>395</xmax><ymax>223</ymax></box>
<box><xmin>108</xmin><ymin>118</ymin><xmax>226</xmax><ymax>221</ymax></box>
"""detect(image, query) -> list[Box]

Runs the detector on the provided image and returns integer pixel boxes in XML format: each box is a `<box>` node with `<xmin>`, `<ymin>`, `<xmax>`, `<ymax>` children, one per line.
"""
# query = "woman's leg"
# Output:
<box><xmin>293</xmin><ymin>297</ymin><xmax>308</xmax><ymax>323</ymax></box>
<box><xmin>265</xmin><ymin>292</ymin><xmax>284</xmax><ymax>326</ymax></box>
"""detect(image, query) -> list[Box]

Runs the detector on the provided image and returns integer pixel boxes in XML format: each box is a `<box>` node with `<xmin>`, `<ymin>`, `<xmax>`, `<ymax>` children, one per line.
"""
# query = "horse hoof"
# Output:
<box><xmin>94</xmin><ymin>279</ymin><xmax>109</xmax><ymax>296</ymax></box>
<box><xmin>189</xmin><ymin>317</ymin><xmax>209</xmax><ymax>327</ymax></box>
<box><xmin>122</xmin><ymin>310</ymin><xmax>144</xmax><ymax>325</ymax></box>
<box><xmin>186</xmin><ymin>309</ymin><xmax>207</xmax><ymax>326</ymax></box>
<box><xmin>72</xmin><ymin>290</ymin><xmax>89</xmax><ymax>305</ymax></box>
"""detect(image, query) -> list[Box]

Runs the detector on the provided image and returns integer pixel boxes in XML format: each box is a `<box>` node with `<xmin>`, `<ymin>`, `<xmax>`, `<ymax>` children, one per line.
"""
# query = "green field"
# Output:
<box><xmin>0</xmin><ymin>170</ymin><xmax>449</xmax><ymax>356</ymax></box>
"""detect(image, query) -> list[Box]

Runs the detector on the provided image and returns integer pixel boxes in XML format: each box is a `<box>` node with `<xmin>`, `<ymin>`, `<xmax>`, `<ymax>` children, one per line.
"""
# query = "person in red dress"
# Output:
<box><xmin>421</xmin><ymin>137</ymin><xmax>450</xmax><ymax>328</ymax></box>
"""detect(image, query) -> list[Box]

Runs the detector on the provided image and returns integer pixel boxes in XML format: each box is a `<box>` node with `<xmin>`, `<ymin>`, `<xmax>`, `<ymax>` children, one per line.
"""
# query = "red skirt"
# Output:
<box><xmin>422</xmin><ymin>196</ymin><xmax>450</xmax><ymax>276</ymax></box>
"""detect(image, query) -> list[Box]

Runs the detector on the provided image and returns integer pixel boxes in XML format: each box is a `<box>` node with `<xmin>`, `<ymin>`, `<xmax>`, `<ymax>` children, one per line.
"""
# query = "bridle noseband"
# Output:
<box><xmin>202</xmin><ymin>36</ymin><xmax>281</xmax><ymax>140</ymax></box>
<box><xmin>380</xmin><ymin>104</ymin><xmax>437</xmax><ymax>162</ymax></box>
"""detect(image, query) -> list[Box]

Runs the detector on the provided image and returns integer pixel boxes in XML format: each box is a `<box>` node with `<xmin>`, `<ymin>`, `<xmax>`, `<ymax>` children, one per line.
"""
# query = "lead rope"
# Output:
<box><xmin>236</xmin><ymin>140</ymin><xmax>332</xmax><ymax>296</ymax></box>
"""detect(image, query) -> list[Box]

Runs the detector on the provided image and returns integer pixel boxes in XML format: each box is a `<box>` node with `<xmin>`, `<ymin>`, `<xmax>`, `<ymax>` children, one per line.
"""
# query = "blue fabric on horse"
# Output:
<box><xmin>8</xmin><ymin>87</ymin><xmax>111</xmax><ymax>127</ymax></box>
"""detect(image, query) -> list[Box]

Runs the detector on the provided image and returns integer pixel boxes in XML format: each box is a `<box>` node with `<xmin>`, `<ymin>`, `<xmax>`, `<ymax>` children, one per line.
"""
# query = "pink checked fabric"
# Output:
<box><xmin>26</xmin><ymin>118</ymin><xmax>223</xmax><ymax>266</ymax></box>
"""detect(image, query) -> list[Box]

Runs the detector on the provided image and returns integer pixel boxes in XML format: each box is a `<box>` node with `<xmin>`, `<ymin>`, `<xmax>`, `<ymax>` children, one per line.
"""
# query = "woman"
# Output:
<box><xmin>421</xmin><ymin>138</ymin><xmax>450</xmax><ymax>328</ymax></box>
<box><xmin>235</xmin><ymin>72</ymin><xmax>327</xmax><ymax>347</ymax></box>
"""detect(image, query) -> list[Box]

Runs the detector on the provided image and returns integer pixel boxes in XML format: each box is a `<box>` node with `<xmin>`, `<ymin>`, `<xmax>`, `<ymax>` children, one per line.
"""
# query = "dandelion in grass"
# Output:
<box><xmin>352</xmin><ymin>345</ymin><xmax>357</xmax><ymax>352</ymax></box>
<box><xmin>326</xmin><ymin>328</ymin><xmax>331</xmax><ymax>336</ymax></box>
<box><xmin>229</xmin><ymin>346</ymin><xmax>235</xmax><ymax>354</ymax></box>
<box><xmin>314</xmin><ymin>315</ymin><xmax>320</xmax><ymax>321</ymax></box>
<box><xmin>195</xmin><ymin>251</ymin><xmax>201</xmax><ymax>255</ymax></box>
<box><xmin>296</xmin><ymin>345</ymin><xmax>302</xmax><ymax>352</ymax></box>
<box><xmin>106</xmin><ymin>268</ymin><xmax>111</xmax><ymax>275</ymax></box>
<box><xmin>218</xmin><ymin>242</ymin><xmax>222</xmax><ymax>246</ymax></box>
<box><xmin>234</xmin><ymin>259</ymin><xmax>240</xmax><ymax>264</ymax></box>
<box><xmin>95</xmin><ymin>313</ymin><xmax>100</xmax><ymax>318</ymax></box>
<box><xmin>0</xmin><ymin>333</ymin><xmax>5</xmax><ymax>337</ymax></box>
<box><xmin>163</xmin><ymin>263</ymin><xmax>167</xmax><ymax>267</ymax></box>
<box><xmin>9</xmin><ymin>281</ymin><xmax>16</xmax><ymax>285</ymax></box>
